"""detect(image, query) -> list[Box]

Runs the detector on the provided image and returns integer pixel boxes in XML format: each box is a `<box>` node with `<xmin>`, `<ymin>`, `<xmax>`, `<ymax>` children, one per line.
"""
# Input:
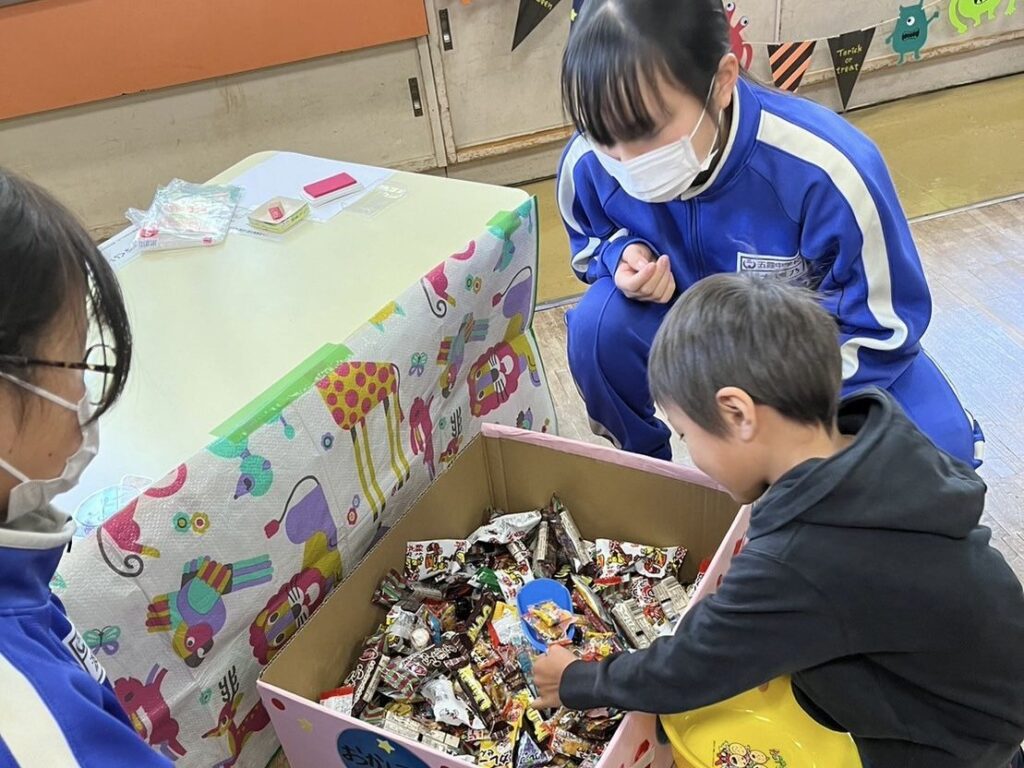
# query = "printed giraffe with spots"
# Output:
<box><xmin>316</xmin><ymin>362</ymin><xmax>411</xmax><ymax>520</ymax></box>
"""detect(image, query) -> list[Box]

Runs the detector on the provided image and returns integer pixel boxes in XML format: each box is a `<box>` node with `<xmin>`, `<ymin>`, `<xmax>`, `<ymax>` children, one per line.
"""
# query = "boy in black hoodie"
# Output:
<box><xmin>532</xmin><ymin>274</ymin><xmax>1024</xmax><ymax>768</ymax></box>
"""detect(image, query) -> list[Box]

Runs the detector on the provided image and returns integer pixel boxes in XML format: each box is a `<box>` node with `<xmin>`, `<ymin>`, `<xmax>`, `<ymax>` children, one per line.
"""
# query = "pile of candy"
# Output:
<box><xmin>319</xmin><ymin>496</ymin><xmax>694</xmax><ymax>768</ymax></box>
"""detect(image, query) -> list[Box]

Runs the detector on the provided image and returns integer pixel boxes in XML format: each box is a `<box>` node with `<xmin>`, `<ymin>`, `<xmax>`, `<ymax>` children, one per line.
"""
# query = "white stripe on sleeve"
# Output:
<box><xmin>756</xmin><ymin>111</ymin><xmax>910</xmax><ymax>380</ymax></box>
<box><xmin>0</xmin><ymin>650</ymin><xmax>80</xmax><ymax>766</ymax></box>
<box><xmin>558</xmin><ymin>135</ymin><xmax>606</xmax><ymax>275</ymax></box>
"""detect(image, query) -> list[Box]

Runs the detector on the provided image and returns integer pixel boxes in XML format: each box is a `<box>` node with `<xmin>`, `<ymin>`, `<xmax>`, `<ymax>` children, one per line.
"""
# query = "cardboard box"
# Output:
<box><xmin>258</xmin><ymin>424</ymin><xmax>749</xmax><ymax>768</ymax></box>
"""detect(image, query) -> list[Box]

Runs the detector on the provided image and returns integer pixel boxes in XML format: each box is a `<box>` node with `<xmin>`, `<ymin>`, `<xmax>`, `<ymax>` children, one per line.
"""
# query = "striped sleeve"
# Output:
<box><xmin>556</xmin><ymin>135</ymin><xmax>651</xmax><ymax>283</ymax></box>
<box><xmin>0</xmin><ymin>641</ymin><xmax>172</xmax><ymax>767</ymax></box>
<box><xmin>756</xmin><ymin>112</ymin><xmax>930</xmax><ymax>390</ymax></box>
<box><xmin>0</xmin><ymin>650</ymin><xmax>81</xmax><ymax>767</ymax></box>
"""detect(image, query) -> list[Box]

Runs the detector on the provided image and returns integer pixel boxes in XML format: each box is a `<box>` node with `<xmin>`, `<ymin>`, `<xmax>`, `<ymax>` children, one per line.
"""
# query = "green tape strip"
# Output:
<box><xmin>211</xmin><ymin>342</ymin><xmax>353</xmax><ymax>442</ymax></box>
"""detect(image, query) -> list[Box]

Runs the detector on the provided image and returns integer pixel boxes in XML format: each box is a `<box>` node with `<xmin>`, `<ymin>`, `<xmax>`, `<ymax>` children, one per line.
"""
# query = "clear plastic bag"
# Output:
<box><xmin>127</xmin><ymin>179</ymin><xmax>242</xmax><ymax>251</ymax></box>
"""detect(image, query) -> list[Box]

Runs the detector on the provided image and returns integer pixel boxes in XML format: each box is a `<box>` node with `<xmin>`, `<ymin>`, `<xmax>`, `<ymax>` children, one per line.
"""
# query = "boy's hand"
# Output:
<box><xmin>615</xmin><ymin>244</ymin><xmax>675</xmax><ymax>304</ymax></box>
<box><xmin>531</xmin><ymin>645</ymin><xmax>578</xmax><ymax>709</ymax></box>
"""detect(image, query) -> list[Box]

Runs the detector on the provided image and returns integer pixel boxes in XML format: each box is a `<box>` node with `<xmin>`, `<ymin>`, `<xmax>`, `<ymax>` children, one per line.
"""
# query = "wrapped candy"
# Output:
<box><xmin>319</xmin><ymin>685</ymin><xmax>355</xmax><ymax>716</ymax></box>
<box><xmin>496</xmin><ymin>564</ymin><xmax>535</xmax><ymax>602</ymax></box>
<box><xmin>517</xmin><ymin>731</ymin><xmax>550</xmax><ymax>768</ymax></box>
<box><xmin>551</xmin><ymin>727</ymin><xmax>599</xmax><ymax>759</ymax></box>
<box><xmin>547</xmin><ymin>498</ymin><xmax>592</xmax><ymax>574</ymax></box>
<box><xmin>629</xmin><ymin>578</ymin><xmax>668</xmax><ymax>628</ymax></box>
<box><xmin>478</xmin><ymin>738</ymin><xmax>515</xmax><ymax>768</ymax></box>
<box><xmin>457</xmin><ymin>665</ymin><xmax>496</xmax><ymax>724</ymax></box>
<box><xmin>469</xmin><ymin>511</ymin><xmax>543</xmax><ymax>546</ymax></box>
<box><xmin>489</xmin><ymin>602</ymin><xmax>525</xmax><ymax>647</ymax></box>
<box><xmin>334</xmin><ymin>498</ymin><xmax>693</xmax><ymax>768</ymax></box>
<box><xmin>384</xmin><ymin>601</ymin><xmax>419</xmax><ymax>651</ymax></box>
<box><xmin>594</xmin><ymin>540</ymin><xmax>687</xmax><ymax>582</ymax></box>
<box><xmin>466</xmin><ymin>591</ymin><xmax>498</xmax><ymax>644</ymax></box>
<box><xmin>406</xmin><ymin>539</ymin><xmax>468</xmax><ymax>580</ymax></box>
<box><xmin>525</xmin><ymin>601</ymin><xmax>578</xmax><ymax>644</ymax></box>
<box><xmin>532</xmin><ymin>522</ymin><xmax>558</xmax><ymax>579</ymax></box>
<box><xmin>422</xmin><ymin>677</ymin><xmax>483</xmax><ymax>728</ymax></box>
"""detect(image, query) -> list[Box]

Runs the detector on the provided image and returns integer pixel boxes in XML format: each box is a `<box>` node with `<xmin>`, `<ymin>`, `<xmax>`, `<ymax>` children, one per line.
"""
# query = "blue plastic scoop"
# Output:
<box><xmin>517</xmin><ymin>578</ymin><xmax>574</xmax><ymax>654</ymax></box>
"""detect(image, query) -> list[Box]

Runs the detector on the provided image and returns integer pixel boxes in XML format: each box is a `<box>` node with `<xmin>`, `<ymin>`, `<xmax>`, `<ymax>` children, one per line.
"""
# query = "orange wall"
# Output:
<box><xmin>0</xmin><ymin>0</ymin><xmax>429</xmax><ymax>120</ymax></box>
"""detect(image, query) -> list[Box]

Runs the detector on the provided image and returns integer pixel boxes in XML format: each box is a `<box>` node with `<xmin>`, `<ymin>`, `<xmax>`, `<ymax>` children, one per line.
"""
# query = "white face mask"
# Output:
<box><xmin>0</xmin><ymin>372</ymin><xmax>99</xmax><ymax>524</ymax></box>
<box><xmin>594</xmin><ymin>81</ymin><xmax>722</xmax><ymax>203</ymax></box>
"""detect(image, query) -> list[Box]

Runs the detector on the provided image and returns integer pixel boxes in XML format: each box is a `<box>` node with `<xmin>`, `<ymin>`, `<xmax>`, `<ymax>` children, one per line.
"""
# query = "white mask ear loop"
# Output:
<box><xmin>0</xmin><ymin>370</ymin><xmax>82</xmax><ymax>486</ymax></box>
<box><xmin>0</xmin><ymin>455</ymin><xmax>30</xmax><ymax>484</ymax></box>
<box><xmin>0</xmin><ymin>370</ymin><xmax>78</xmax><ymax>412</ymax></box>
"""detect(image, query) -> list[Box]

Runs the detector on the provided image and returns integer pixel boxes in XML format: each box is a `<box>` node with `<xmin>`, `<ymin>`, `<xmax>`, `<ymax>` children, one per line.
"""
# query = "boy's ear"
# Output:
<box><xmin>716</xmin><ymin>386</ymin><xmax>757</xmax><ymax>441</ymax></box>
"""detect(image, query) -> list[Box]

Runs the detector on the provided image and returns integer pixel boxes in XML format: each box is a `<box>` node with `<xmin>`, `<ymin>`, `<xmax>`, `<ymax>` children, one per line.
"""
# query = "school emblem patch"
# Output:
<box><xmin>736</xmin><ymin>252</ymin><xmax>810</xmax><ymax>285</ymax></box>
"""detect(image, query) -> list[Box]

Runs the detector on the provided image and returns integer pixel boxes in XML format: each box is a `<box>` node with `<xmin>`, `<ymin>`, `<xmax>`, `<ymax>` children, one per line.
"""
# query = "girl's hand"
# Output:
<box><xmin>615</xmin><ymin>244</ymin><xmax>676</xmax><ymax>303</ymax></box>
<box><xmin>531</xmin><ymin>645</ymin><xmax>578</xmax><ymax>709</ymax></box>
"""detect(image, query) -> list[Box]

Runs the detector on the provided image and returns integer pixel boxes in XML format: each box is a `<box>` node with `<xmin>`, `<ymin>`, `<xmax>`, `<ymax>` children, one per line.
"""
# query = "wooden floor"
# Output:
<box><xmin>535</xmin><ymin>197</ymin><xmax>1024</xmax><ymax>582</ymax></box>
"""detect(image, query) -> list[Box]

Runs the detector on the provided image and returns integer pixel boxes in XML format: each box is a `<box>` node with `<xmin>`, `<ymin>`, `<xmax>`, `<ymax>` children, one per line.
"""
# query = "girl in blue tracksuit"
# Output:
<box><xmin>0</xmin><ymin>171</ymin><xmax>169</xmax><ymax>766</ymax></box>
<box><xmin>558</xmin><ymin>0</ymin><xmax>983</xmax><ymax>467</ymax></box>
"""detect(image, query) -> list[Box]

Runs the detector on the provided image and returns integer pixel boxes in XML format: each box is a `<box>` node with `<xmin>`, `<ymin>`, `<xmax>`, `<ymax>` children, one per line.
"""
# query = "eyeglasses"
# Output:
<box><xmin>0</xmin><ymin>343</ymin><xmax>118</xmax><ymax>406</ymax></box>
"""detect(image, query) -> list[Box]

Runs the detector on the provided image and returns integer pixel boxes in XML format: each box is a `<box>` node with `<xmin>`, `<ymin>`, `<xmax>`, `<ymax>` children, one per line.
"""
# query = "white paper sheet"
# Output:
<box><xmin>228</xmin><ymin>152</ymin><xmax>393</xmax><ymax>223</ymax></box>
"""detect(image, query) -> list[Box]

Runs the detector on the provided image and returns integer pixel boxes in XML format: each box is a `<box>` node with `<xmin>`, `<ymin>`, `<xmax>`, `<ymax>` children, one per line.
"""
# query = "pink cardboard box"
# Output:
<box><xmin>258</xmin><ymin>424</ymin><xmax>749</xmax><ymax>768</ymax></box>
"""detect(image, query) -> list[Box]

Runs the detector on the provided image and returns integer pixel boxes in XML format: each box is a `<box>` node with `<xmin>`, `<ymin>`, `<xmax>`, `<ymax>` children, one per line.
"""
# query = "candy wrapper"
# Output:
<box><xmin>578</xmin><ymin>634</ymin><xmax>618</xmax><ymax>662</ymax></box>
<box><xmin>496</xmin><ymin>564</ymin><xmax>534</xmax><ymax>602</ymax></box>
<box><xmin>333</xmin><ymin>497</ymin><xmax>694</xmax><ymax>768</ymax></box>
<box><xmin>379</xmin><ymin>653</ymin><xmax>430</xmax><ymax>701</ymax></box>
<box><xmin>472</xmin><ymin>639</ymin><xmax>503</xmax><ymax>671</ymax></box>
<box><xmin>508</xmin><ymin>538</ymin><xmax>533</xmax><ymax>570</ymax></box>
<box><xmin>385</xmin><ymin>602</ymin><xmax>419</xmax><ymax>651</ymax></box>
<box><xmin>490</xmin><ymin>602</ymin><xmax>526</xmax><ymax>647</ymax></box>
<box><xmin>629</xmin><ymin>578</ymin><xmax>668</xmax><ymax>628</ymax></box>
<box><xmin>594</xmin><ymin>540</ymin><xmax>687</xmax><ymax>581</ymax></box>
<box><xmin>466</xmin><ymin>591</ymin><xmax>498</xmax><ymax>644</ymax></box>
<box><xmin>516</xmin><ymin>731</ymin><xmax>551</xmax><ymax>768</ymax></box>
<box><xmin>458</xmin><ymin>665</ymin><xmax>496</xmax><ymax>726</ymax></box>
<box><xmin>532</xmin><ymin>522</ymin><xmax>558</xmax><ymax>579</ymax></box>
<box><xmin>373</xmin><ymin>570</ymin><xmax>407</xmax><ymax>608</ymax></box>
<box><xmin>406</xmin><ymin>539</ymin><xmax>468</xmax><ymax>580</ymax></box>
<box><xmin>547</xmin><ymin>498</ymin><xmax>592</xmax><ymax>574</ymax></box>
<box><xmin>525</xmin><ymin>701</ymin><xmax>552</xmax><ymax>743</ymax></box>
<box><xmin>609</xmin><ymin>602</ymin><xmax>649</xmax><ymax>650</ymax></box>
<box><xmin>478</xmin><ymin>738</ymin><xmax>515</xmax><ymax>768</ymax></box>
<box><xmin>469</xmin><ymin>510</ymin><xmax>543</xmax><ymax>545</ymax></box>
<box><xmin>422</xmin><ymin>677</ymin><xmax>483</xmax><ymax>728</ymax></box>
<box><xmin>653</xmin><ymin>576</ymin><xmax>689</xmax><ymax>620</ymax></box>
<box><xmin>571</xmin><ymin>577</ymin><xmax>613</xmax><ymax>628</ymax></box>
<box><xmin>319</xmin><ymin>686</ymin><xmax>355</xmax><ymax>716</ymax></box>
<box><xmin>348</xmin><ymin>637</ymin><xmax>388</xmax><ymax>717</ymax></box>
<box><xmin>551</xmin><ymin>727</ymin><xmax>599</xmax><ymax>759</ymax></box>
<box><xmin>525</xmin><ymin>601</ymin><xmax>578</xmax><ymax>645</ymax></box>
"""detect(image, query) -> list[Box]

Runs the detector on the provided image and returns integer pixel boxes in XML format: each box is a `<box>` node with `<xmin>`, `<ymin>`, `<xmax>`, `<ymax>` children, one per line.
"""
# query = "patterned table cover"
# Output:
<box><xmin>56</xmin><ymin>198</ymin><xmax>556</xmax><ymax>768</ymax></box>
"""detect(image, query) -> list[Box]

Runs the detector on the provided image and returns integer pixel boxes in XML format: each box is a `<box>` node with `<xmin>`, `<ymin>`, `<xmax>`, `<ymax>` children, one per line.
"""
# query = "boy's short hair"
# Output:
<box><xmin>649</xmin><ymin>274</ymin><xmax>842</xmax><ymax>436</ymax></box>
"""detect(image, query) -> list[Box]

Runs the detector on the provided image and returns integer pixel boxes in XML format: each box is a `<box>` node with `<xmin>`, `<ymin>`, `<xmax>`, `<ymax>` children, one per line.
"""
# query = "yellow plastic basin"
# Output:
<box><xmin>660</xmin><ymin>676</ymin><xmax>862</xmax><ymax>767</ymax></box>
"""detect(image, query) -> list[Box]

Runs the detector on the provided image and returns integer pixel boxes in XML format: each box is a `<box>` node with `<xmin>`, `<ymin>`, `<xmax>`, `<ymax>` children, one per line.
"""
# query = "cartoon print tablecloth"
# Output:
<box><xmin>56</xmin><ymin>198</ymin><xmax>556</xmax><ymax>768</ymax></box>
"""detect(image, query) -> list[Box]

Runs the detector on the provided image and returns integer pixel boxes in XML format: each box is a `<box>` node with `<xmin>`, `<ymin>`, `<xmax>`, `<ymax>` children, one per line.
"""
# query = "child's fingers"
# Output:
<box><xmin>639</xmin><ymin>256</ymin><xmax>670</xmax><ymax>298</ymax></box>
<box><xmin>622</xmin><ymin>260</ymin><xmax>658</xmax><ymax>293</ymax></box>
<box><xmin>654</xmin><ymin>268</ymin><xmax>676</xmax><ymax>303</ymax></box>
<box><xmin>621</xmin><ymin>248</ymin><xmax>650</xmax><ymax>273</ymax></box>
<box><xmin>648</xmin><ymin>260</ymin><xmax>673</xmax><ymax>301</ymax></box>
<box><xmin>621</xmin><ymin>243</ymin><xmax>655</xmax><ymax>272</ymax></box>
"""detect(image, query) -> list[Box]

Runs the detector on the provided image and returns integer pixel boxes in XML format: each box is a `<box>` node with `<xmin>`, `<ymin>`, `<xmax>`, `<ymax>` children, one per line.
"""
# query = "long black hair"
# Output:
<box><xmin>0</xmin><ymin>169</ymin><xmax>132</xmax><ymax>421</ymax></box>
<box><xmin>561</xmin><ymin>0</ymin><xmax>731</xmax><ymax>147</ymax></box>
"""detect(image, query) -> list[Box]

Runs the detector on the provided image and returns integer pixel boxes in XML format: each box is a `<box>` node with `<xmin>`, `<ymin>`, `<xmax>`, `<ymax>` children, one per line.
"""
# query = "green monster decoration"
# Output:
<box><xmin>948</xmin><ymin>0</ymin><xmax>1015</xmax><ymax>33</ymax></box>
<box><xmin>885</xmin><ymin>0</ymin><xmax>939</xmax><ymax>63</ymax></box>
